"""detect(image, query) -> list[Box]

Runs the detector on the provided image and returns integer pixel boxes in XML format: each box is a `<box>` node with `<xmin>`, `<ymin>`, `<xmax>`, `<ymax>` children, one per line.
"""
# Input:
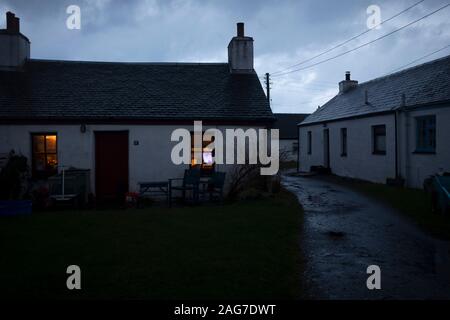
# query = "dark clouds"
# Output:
<box><xmin>1</xmin><ymin>0</ymin><xmax>449</xmax><ymax>113</ymax></box>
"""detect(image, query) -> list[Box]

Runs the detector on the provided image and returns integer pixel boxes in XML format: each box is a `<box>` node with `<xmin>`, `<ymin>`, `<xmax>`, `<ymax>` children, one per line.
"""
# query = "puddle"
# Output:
<box><xmin>326</xmin><ymin>231</ymin><xmax>346</xmax><ymax>239</ymax></box>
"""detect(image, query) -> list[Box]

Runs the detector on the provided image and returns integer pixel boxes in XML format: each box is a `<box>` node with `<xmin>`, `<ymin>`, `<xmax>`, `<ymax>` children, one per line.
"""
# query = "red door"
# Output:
<box><xmin>95</xmin><ymin>131</ymin><xmax>129</xmax><ymax>200</ymax></box>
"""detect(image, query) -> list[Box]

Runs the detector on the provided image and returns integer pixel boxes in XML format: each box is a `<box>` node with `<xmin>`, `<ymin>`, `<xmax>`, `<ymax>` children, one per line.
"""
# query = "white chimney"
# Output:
<box><xmin>339</xmin><ymin>71</ymin><xmax>358</xmax><ymax>94</ymax></box>
<box><xmin>0</xmin><ymin>12</ymin><xmax>30</xmax><ymax>71</ymax></box>
<box><xmin>228</xmin><ymin>22</ymin><xmax>254</xmax><ymax>74</ymax></box>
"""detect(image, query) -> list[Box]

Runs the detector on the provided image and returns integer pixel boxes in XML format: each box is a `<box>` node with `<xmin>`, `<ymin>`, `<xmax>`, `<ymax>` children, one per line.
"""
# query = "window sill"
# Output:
<box><xmin>413</xmin><ymin>150</ymin><xmax>436</xmax><ymax>155</ymax></box>
<box><xmin>372</xmin><ymin>151</ymin><xmax>386</xmax><ymax>155</ymax></box>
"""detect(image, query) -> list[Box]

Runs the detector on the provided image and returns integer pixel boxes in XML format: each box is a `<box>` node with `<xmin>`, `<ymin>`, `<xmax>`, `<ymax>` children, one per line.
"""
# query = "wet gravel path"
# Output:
<box><xmin>282</xmin><ymin>174</ymin><xmax>450</xmax><ymax>299</ymax></box>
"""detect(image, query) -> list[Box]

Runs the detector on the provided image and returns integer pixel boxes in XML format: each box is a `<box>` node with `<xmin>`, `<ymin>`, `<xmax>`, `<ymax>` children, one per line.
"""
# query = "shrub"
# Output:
<box><xmin>0</xmin><ymin>151</ymin><xmax>29</xmax><ymax>200</ymax></box>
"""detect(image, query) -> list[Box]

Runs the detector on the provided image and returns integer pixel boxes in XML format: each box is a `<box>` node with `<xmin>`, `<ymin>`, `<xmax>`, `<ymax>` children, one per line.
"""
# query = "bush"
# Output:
<box><xmin>227</xmin><ymin>164</ymin><xmax>282</xmax><ymax>200</ymax></box>
<box><xmin>0</xmin><ymin>151</ymin><xmax>29</xmax><ymax>200</ymax></box>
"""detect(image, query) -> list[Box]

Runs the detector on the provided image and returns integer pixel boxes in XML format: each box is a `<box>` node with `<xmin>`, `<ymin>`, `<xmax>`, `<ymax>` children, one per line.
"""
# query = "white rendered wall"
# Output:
<box><xmin>0</xmin><ymin>124</ymin><xmax>268</xmax><ymax>194</ymax></box>
<box><xmin>298</xmin><ymin>114</ymin><xmax>396</xmax><ymax>184</ymax></box>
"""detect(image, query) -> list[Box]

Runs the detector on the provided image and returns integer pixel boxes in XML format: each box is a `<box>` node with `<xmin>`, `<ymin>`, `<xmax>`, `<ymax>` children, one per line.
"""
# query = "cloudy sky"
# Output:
<box><xmin>1</xmin><ymin>0</ymin><xmax>449</xmax><ymax>113</ymax></box>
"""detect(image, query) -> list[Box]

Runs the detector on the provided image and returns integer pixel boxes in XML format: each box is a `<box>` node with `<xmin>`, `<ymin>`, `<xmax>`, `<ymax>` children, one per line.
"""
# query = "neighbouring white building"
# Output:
<box><xmin>0</xmin><ymin>13</ymin><xmax>274</xmax><ymax>199</ymax></box>
<box><xmin>273</xmin><ymin>113</ymin><xmax>309</xmax><ymax>162</ymax></box>
<box><xmin>298</xmin><ymin>55</ymin><xmax>450</xmax><ymax>189</ymax></box>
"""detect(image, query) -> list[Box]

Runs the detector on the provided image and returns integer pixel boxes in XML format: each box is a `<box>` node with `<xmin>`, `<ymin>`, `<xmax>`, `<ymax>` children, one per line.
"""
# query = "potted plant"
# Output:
<box><xmin>0</xmin><ymin>151</ymin><xmax>32</xmax><ymax>215</ymax></box>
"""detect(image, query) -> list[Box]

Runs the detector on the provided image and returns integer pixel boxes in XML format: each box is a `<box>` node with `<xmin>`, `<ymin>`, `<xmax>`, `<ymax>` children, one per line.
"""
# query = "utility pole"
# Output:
<box><xmin>265</xmin><ymin>73</ymin><xmax>271</xmax><ymax>107</ymax></box>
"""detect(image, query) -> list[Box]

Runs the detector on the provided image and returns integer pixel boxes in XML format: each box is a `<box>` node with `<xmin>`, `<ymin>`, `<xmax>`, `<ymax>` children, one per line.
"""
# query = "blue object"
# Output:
<box><xmin>0</xmin><ymin>200</ymin><xmax>32</xmax><ymax>216</ymax></box>
<box><xmin>433</xmin><ymin>176</ymin><xmax>450</xmax><ymax>215</ymax></box>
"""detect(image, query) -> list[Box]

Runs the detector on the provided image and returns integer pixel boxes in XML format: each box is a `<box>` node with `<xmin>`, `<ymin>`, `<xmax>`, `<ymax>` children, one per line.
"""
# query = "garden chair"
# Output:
<box><xmin>200</xmin><ymin>171</ymin><xmax>226</xmax><ymax>203</ymax></box>
<box><xmin>169</xmin><ymin>167</ymin><xmax>201</xmax><ymax>206</ymax></box>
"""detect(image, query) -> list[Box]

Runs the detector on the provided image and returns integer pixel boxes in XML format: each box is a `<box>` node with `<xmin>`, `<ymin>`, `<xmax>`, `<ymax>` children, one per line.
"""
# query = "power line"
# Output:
<box><xmin>274</xmin><ymin>87</ymin><xmax>337</xmax><ymax>93</ymax></box>
<box><xmin>387</xmin><ymin>44</ymin><xmax>450</xmax><ymax>74</ymax></box>
<box><xmin>271</xmin><ymin>3</ymin><xmax>449</xmax><ymax>78</ymax></box>
<box><xmin>272</xmin><ymin>94</ymin><xmax>337</xmax><ymax>108</ymax></box>
<box><xmin>287</xmin><ymin>83</ymin><xmax>336</xmax><ymax>89</ymax></box>
<box><xmin>270</xmin><ymin>0</ymin><xmax>426</xmax><ymax>76</ymax></box>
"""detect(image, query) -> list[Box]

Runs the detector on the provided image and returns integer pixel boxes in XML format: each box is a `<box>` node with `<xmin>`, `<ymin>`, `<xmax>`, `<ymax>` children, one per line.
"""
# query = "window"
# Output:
<box><xmin>307</xmin><ymin>131</ymin><xmax>312</xmax><ymax>155</ymax></box>
<box><xmin>31</xmin><ymin>133</ymin><xmax>58</xmax><ymax>178</ymax></box>
<box><xmin>340</xmin><ymin>128</ymin><xmax>347</xmax><ymax>157</ymax></box>
<box><xmin>415</xmin><ymin>115</ymin><xmax>436</xmax><ymax>153</ymax></box>
<box><xmin>372</xmin><ymin>125</ymin><xmax>386</xmax><ymax>155</ymax></box>
<box><xmin>190</xmin><ymin>132</ymin><xmax>214</xmax><ymax>174</ymax></box>
<box><xmin>292</xmin><ymin>142</ymin><xmax>299</xmax><ymax>154</ymax></box>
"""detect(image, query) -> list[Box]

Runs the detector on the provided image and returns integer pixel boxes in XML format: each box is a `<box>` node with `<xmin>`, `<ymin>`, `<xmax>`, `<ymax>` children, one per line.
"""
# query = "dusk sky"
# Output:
<box><xmin>1</xmin><ymin>0</ymin><xmax>449</xmax><ymax>114</ymax></box>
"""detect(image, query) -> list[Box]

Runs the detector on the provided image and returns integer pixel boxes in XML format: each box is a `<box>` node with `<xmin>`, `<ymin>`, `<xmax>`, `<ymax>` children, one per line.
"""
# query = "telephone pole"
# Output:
<box><xmin>265</xmin><ymin>73</ymin><xmax>271</xmax><ymax>107</ymax></box>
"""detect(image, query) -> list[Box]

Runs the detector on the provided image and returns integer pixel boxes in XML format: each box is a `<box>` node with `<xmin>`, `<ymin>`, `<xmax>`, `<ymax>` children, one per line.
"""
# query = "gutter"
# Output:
<box><xmin>0</xmin><ymin>117</ymin><xmax>276</xmax><ymax>126</ymax></box>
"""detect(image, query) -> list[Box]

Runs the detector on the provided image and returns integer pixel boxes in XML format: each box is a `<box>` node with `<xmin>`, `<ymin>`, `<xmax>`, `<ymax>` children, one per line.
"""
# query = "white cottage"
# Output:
<box><xmin>273</xmin><ymin>113</ymin><xmax>309</xmax><ymax>162</ymax></box>
<box><xmin>0</xmin><ymin>13</ymin><xmax>274</xmax><ymax>199</ymax></box>
<box><xmin>298</xmin><ymin>55</ymin><xmax>450</xmax><ymax>189</ymax></box>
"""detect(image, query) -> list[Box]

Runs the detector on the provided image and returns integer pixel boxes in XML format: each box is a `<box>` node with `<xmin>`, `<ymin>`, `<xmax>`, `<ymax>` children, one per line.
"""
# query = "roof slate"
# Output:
<box><xmin>301</xmin><ymin>54</ymin><xmax>450</xmax><ymax>126</ymax></box>
<box><xmin>0</xmin><ymin>59</ymin><xmax>273</xmax><ymax>122</ymax></box>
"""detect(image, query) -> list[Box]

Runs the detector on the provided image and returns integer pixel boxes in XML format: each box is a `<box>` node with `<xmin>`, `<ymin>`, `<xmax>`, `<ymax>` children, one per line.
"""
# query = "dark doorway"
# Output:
<box><xmin>323</xmin><ymin>129</ymin><xmax>330</xmax><ymax>169</ymax></box>
<box><xmin>95</xmin><ymin>131</ymin><xmax>129</xmax><ymax>201</ymax></box>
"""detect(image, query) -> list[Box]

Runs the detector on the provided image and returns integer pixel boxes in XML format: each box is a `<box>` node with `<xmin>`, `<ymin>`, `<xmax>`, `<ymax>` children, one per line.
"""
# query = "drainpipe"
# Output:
<box><xmin>394</xmin><ymin>111</ymin><xmax>399</xmax><ymax>179</ymax></box>
<box><xmin>297</xmin><ymin>125</ymin><xmax>300</xmax><ymax>173</ymax></box>
<box><xmin>400</xmin><ymin>93</ymin><xmax>410</xmax><ymax>187</ymax></box>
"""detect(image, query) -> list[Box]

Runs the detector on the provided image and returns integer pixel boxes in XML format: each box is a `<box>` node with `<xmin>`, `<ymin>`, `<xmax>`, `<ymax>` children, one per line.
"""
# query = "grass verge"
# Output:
<box><xmin>325</xmin><ymin>175</ymin><xmax>450</xmax><ymax>240</ymax></box>
<box><xmin>0</xmin><ymin>190</ymin><xmax>304</xmax><ymax>300</ymax></box>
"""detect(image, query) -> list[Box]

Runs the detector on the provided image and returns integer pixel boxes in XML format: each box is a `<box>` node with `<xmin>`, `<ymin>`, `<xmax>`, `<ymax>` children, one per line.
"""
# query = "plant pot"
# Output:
<box><xmin>0</xmin><ymin>200</ymin><xmax>32</xmax><ymax>216</ymax></box>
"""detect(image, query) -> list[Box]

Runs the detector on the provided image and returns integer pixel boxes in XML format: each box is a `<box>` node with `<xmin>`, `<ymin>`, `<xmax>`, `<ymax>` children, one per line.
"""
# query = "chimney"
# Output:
<box><xmin>345</xmin><ymin>71</ymin><xmax>351</xmax><ymax>81</ymax></box>
<box><xmin>228</xmin><ymin>22</ymin><xmax>254</xmax><ymax>74</ymax></box>
<box><xmin>339</xmin><ymin>71</ymin><xmax>358</xmax><ymax>94</ymax></box>
<box><xmin>0</xmin><ymin>12</ymin><xmax>30</xmax><ymax>71</ymax></box>
<box><xmin>6</xmin><ymin>11</ymin><xmax>20</xmax><ymax>33</ymax></box>
<box><xmin>237</xmin><ymin>22</ymin><xmax>244</xmax><ymax>37</ymax></box>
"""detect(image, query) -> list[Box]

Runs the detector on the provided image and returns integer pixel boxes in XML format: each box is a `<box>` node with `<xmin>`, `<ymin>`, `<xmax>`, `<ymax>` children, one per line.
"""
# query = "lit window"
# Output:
<box><xmin>416</xmin><ymin>116</ymin><xmax>436</xmax><ymax>153</ymax></box>
<box><xmin>372</xmin><ymin>125</ymin><xmax>386</xmax><ymax>155</ymax></box>
<box><xmin>31</xmin><ymin>133</ymin><xmax>58</xmax><ymax>178</ymax></box>
<box><xmin>190</xmin><ymin>132</ymin><xmax>214</xmax><ymax>174</ymax></box>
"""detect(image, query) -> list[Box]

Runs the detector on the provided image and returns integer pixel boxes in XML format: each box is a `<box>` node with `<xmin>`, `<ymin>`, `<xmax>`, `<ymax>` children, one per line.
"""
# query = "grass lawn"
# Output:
<box><xmin>326</xmin><ymin>176</ymin><xmax>450</xmax><ymax>240</ymax></box>
<box><xmin>0</xmin><ymin>190</ymin><xmax>304</xmax><ymax>300</ymax></box>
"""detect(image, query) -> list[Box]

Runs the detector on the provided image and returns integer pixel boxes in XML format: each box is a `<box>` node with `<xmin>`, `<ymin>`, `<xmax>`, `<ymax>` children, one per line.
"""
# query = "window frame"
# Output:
<box><xmin>415</xmin><ymin>115</ymin><xmax>436</xmax><ymax>154</ymax></box>
<box><xmin>372</xmin><ymin>125</ymin><xmax>386</xmax><ymax>155</ymax></box>
<box><xmin>190</xmin><ymin>131</ymin><xmax>215</xmax><ymax>175</ymax></box>
<box><xmin>340</xmin><ymin>128</ymin><xmax>347</xmax><ymax>157</ymax></box>
<box><xmin>31</xmin><ymin>132</ymin><xmax>58</xmax><ymax>179</ymax></box>
<box><xmin>307</xmin><ymin>131</ymin><xmax>312</xmax><ymax>155</ymax></box>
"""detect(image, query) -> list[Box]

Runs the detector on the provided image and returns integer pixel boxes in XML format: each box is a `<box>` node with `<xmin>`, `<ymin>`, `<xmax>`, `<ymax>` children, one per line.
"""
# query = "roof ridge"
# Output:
<box><xmin>28</xmin><ymin>59</ymin><xmax>228</xmax><ymax>66</ymax></box>
<box><xmin>358</xmin><ymin>53</ymin><xmax>450</xmax><ymax>87</ymax></box>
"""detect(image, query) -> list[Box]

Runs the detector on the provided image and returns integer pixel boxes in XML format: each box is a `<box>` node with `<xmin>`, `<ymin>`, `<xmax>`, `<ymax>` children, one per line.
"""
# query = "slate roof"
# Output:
<box><xmin>301</xmin><ymin>54</ymin><xmax>450</xmax><ymax>126</ymax></box>
<box><xmin>0</xmin><ymin>59</ymin><xmax>273</xmax><ymax>123</ymax></box>
<box><xmin>273</xmin><ymin>113</ymin><xmax>309</xmax><ymax>139</ymax></box>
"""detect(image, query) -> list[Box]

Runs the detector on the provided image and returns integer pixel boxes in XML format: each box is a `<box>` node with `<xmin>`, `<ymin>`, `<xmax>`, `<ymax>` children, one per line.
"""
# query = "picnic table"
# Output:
<box><xmin>138</xmin><ymin>181</ymin><xmax>170</xmax><ymax>206</ymax></box>
<box><xmin>139</xmin><ymin>170</ymin><xmax>226</xmax><ymax>207</ymax></box>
